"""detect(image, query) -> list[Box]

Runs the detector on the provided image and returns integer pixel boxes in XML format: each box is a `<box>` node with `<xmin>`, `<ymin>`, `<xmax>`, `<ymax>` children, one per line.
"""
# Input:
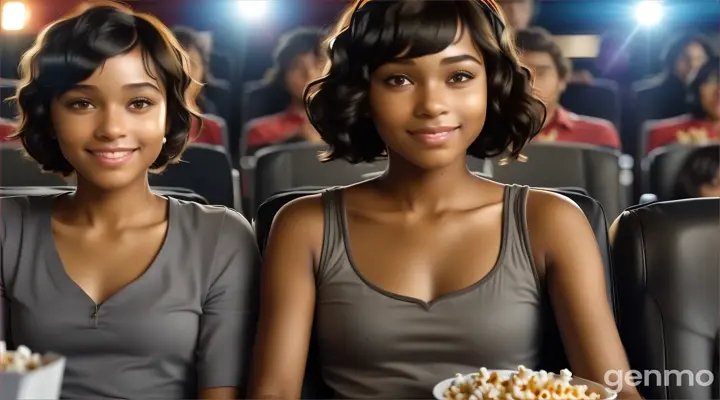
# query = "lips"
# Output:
<box><xmin>86</xmin><ymin>148</ymin><xmax>139</xmax><ymax>166</ymax></box>
<box><xmin>407</xmin><ymin>125</ymin><xmax>460</xmax><ymax>146</ymax></box>
<box><xmin>408</xmin><ymin>126</ymin><xmax>460</xmax><ymax>135</ymax></box>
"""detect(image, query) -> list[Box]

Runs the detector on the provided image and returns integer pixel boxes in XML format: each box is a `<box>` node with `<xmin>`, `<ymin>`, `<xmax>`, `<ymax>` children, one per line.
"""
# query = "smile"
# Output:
<box><xmin>407</xmin><ymin>126</ymin><xmax>460</xmax><ymax>146</ymax></box>
<box><xmin>86</xmin><ymin>148</ymin><xmax>138</xmax><ymax>166</ymax></box>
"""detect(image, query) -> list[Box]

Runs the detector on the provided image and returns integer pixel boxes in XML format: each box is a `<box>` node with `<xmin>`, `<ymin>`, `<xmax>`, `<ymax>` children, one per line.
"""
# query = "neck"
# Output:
<box><xmin>375</xmin><ymin>154</ymin><xmax>477</xmax><ymax>214</ymax></box>
<box><xmin>65</xmin><ymin>174</ymin><xmax>159</xmax><ymax>228</ymax></box>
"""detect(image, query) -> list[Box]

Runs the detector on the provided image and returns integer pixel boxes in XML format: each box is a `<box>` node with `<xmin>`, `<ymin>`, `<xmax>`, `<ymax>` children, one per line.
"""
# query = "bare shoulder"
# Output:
<box><xmin>267</xmin><ymin>193</ymin><xmax>326</xmax><ymax>260</ymax></box>
<box><xmin>526</xmin><ymin>188</ymin><xmax>586</xmax><ymax>222</ymax></box>
<box><xmin>525</xmin><ymin>188</ymin><xmax>593</xmax><ymax>248</ymax></box>
<box><xmin>525</xmin><ymin>188</ymin><xmax>601</xmax><ymax>272</ymax></box>
<box><xmin>272</xmin><ymin>193</ymin><xmax>325</xmax><ymax>232</ymax></box>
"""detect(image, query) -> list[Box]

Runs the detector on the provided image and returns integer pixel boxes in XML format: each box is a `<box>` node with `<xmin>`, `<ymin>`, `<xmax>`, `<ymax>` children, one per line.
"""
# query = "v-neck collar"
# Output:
<box><xmin>38</xmin><ymin>193</ymin><xmax>177</xmax><ymax>308</ymax></box>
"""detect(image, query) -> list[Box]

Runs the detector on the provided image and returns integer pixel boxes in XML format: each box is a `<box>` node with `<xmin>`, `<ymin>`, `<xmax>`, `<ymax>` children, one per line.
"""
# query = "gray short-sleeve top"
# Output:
<box><xmin>0</xmin><ymin>195</ymin><xmax>261</xmax><ymax>399</ymax></box>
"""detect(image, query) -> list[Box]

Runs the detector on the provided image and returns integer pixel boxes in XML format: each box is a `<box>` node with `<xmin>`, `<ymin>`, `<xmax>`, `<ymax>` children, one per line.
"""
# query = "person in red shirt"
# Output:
<box><xmin>647</xmin><ymin>59</ymin><xmax>720</xmax><ymax>153</ymax></box>
<box><xmin>244</xmin><ymin>28</ymin><xmax>325</xmax><ymax>154</ymax></box>
<box><xmin>515</xmin><ymin>28</ymin><xmax>622</xmax><ymax>149</ymax></box>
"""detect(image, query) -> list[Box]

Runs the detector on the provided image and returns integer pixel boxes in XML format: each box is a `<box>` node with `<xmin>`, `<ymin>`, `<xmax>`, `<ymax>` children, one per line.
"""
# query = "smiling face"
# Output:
<box><xmin>50</xmin><ymin>47</ymin><xmax>168</xmax><ymax>191</ymax></box>
<box><xmin>368</xmin><ymin>29</ymin><xmax>488</xmax><ymax>170</ymax></box>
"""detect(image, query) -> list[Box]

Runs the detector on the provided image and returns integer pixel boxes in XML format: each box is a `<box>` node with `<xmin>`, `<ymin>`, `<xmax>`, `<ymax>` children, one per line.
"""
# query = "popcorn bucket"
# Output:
<box><xmin>0</xmin><ymin>343</ymin><xmax>66</xmax><ymax>400</ymax></box>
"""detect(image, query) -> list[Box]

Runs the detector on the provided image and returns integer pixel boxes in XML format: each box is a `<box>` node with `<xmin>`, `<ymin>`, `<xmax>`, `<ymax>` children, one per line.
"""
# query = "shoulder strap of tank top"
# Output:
<box><xmin>504</xmin><ymin>184</ymin><xmax>541</xmax><ymax>288</ymax></box>
<box><xmin>318</xmin><ymin>187</ymin><xmax>346</xmax><ymax>279</ymax></box>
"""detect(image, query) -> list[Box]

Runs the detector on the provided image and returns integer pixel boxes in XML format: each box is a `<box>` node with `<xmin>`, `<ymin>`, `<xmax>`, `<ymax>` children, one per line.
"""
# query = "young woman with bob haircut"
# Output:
<box><xmin>249</xmin><ymin>0</ymin><xmax>641</xmax><ymax>399</ymax></box>
<box><xmin>0</xmin><ymin>4</ymin><xmax>259</xmax><ymax>399</ymax></box>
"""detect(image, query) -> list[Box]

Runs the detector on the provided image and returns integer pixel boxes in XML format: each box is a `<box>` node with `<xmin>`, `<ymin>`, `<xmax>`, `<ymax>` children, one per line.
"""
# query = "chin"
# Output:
<box><xmin>76</xmin><ymin>170</ymin><xmax>147</xmax><ymax>192</ymax></box>
<box><xmin>392</xmin><ymin>148</ymin><xmax>465</xmax><ymax>171</ymax></box>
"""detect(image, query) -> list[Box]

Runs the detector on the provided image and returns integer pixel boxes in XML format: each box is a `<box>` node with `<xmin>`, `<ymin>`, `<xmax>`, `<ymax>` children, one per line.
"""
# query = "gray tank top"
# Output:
<box><xmin>314</xmin><ymin>184</ymin><xmax>542</xmax><ymax>399</ymax></box>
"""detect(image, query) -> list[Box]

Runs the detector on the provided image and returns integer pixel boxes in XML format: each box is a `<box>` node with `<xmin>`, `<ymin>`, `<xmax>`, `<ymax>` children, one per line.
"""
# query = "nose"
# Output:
<box><xmin>96</xmin><ymin>105</ymin><xmax>128</xmax><ymax>141</ymax></box>
<box><xmin>413</xmin><ymin>84</ymin><xmax>449</xmax><ymax>119</ymax></box>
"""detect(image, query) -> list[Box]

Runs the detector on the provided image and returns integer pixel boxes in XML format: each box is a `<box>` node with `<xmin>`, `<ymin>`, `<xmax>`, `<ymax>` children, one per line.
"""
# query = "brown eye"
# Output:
<box><xmin>68</xmin><ymin>100</ymin><xmax>94</xmax><ymax>110</ymax></box>
<box><xmin>385</xmin><ymin>75</ymin><xmax>411</xmax><ymax>86</ymax></box>
<box><xmin>448</xmin><ymin>72</ymin><xmax>473</xmax><ymax>84</ymax></box>
<box><xmin>128</xmin><ymin>98</ymin><xmax>153</xmax><ymax>110</ymax></box>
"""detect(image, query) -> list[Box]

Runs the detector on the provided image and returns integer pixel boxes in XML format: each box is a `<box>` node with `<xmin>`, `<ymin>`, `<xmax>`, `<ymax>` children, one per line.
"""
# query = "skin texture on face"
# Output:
<box><xmin>49</xmin><ymin>46</ymin><xmax>168</xmax><ymax>192</ymax></box>
<box><xmin>699</xmin><ymin>73</ymin><xmax>720</xmax><ymax>121</ymax></box>
<box><xmin>521</xmin><ymin>50</ymin><xmax>566</xmax><ymax>123</ymax></box>
<box><xmin>285</xmin><ymin>52</ymin><xmax>325</xmax><ymax>106</ymax></box>
<box><xmin>497</xmin><ymin>0</ymin><xmax>534</xmax><ymax>30</ymax></box>
<box><xmin>368</xmin><ymin>29</ymin><xmax>488</xmax><ymax>171</ymax></box>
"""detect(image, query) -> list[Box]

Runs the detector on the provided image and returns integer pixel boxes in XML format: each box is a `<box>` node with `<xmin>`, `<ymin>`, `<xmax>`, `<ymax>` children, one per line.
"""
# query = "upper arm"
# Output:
<box><xmin>248</xmin><ymin>195</ymin><xmax>324</xmax><ymax>399</ymax></box>
<box><xmin>197</xmin><ymin>209</ymin><xmax>262</xmax><ymax>394</ymax></box>
<box><xmin>526</xmin><ymin>191</ymin><xmax>634</xmax><ymax>392</ymax></box>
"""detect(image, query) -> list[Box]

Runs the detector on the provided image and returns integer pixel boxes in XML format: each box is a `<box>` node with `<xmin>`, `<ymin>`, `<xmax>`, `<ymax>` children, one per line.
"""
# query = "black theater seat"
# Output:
<box><xmin>611</xmin><ymin>199</ymin><xmax>719</xmax><ymax>399</ymax></box>
<box><xmin>0</xmin><ymin>186</ymin><xmax>208</xmax><ymax>204</ymax></box>
<box><xmin>487</xmin><ymin>142</ymin><xmax>631</xmax><ymax>221</ymax></box>
<box><xmin>641</xmin><ymin>143</ymin><xmax>720</xmax><ymax>201</ymax></box>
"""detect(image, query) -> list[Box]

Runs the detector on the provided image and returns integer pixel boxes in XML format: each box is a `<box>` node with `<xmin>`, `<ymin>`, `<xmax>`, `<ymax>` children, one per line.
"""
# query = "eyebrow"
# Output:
<box><xmin>70</xmin><ymin>82</ymin><xmax>162</xmax><ymax>93</ymax></box>
<box><xmin>387</xmin><ymin>54</ymin><xmax>484</xmax><ymax>66</ymax></box>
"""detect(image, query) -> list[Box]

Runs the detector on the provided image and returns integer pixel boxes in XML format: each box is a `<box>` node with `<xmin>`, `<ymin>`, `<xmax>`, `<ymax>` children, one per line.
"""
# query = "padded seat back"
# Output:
<box><xmin>611</xmin><ymin>199</ymin><xmax>719</xmax><ymax>399</ymax></box>
<box><xmin>488</xmin><ymin>142</ymin><xmax>630</xmax><ymax>220</ymax></box>
<box><xmin>560</xmin><ymin>80</ymin><xmax>621</xmax><ymax>129</ymax></box>
<box><xmin>149</xmin><ymin>143</ymin><xmax>237</xmax><ymax>209</ymax></box>
<box><xmin>0</xmin><ymin>145</ymin><xmax>68</xmax><ymax>186</ymax></box>
<box><xmin>0</xmin><ymin>186</ymin><xmax>208</xmax><ymax>204</ymax></box>
<box><xmin>641</xmin><ymin>143</ymin><xmax>720</xmax><ymax>200</ymax></box>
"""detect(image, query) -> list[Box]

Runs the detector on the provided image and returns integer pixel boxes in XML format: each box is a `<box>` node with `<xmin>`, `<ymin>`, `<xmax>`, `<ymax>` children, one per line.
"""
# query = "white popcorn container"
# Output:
<box><xmin>0</xmin><ymin>353</ymin><xmax>66</xmax><ymax>400</ymax></box>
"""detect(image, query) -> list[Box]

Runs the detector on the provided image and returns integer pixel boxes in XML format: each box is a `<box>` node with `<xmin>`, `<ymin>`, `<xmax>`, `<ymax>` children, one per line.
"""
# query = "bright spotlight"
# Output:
<box><xmin>236</xmin><ymin>0</ymin><xmax>269</xmax><ymax>19</ymax></box>
<box><xmin>635</xmin><ymin>0</ymin><xmax>664</xmax><ymax>27</ymax></box>
<box><xmin>2</xmin><ymin>1</ymin><xmax>27</xmax><ymax>31</ymax></box>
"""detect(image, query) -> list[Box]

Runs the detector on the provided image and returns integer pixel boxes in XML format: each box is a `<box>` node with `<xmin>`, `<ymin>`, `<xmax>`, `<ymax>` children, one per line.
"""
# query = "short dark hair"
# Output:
<box><xmin>265</xmin><ymin>27</ymin><xmax>323</xmax><ymax>88</ymax></box>
<box><xmin>173</xmin><ymin>26</ymin><xmax>210</xmax><ymax>74</ymax></box>
<box><xmin>688</xmin><ymin>58</ymin><xmax>720</xmax><ymax>119</ymax></box>
<box><xmin>9</xmin><ymin>4</ymin><xmax>201</xmax><ymax>176</ymax></box>
<box><xmin>515</xmin><ymin>27</ymin><xmax>572</xmax><ymax>80</ymax></box>
<box><xmin>674</xmin><ymin>144</ymin><xmax>720</xmax><ymax>199</ymax></box>
<box><xmin>306</xmin><ymin>0</ymin><xmax>545</xmax><ymax>163</ymax></box>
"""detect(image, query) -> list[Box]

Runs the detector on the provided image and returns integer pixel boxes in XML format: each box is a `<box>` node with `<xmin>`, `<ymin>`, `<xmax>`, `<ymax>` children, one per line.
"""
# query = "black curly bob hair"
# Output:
<box><xmin>8</xmin><ymin>3</ymin><xmax>201</xmax><ymax>176</ymax></box>
<box><xmin>305</xmin><ymin>0</ymin><xmax>546</xmax><ymax>163</ymax></box>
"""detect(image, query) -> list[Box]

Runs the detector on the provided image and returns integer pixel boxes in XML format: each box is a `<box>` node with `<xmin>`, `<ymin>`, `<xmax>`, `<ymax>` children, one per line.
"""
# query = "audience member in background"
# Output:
<box><xmin>244</xmin><ymin>27</ymin><xmax>325</xmax><ymax>154</ymax></box>
<box><xmin>173</xmin><ymin>27</ymin><xmax>229</xmax><ymax>147</ymax></box>
<box><xmin>516</xmin><ymin>28</ymin><xmax>621</xmax><ymax>148</ymax></box>
<box><xmin>647</xmin><ymin>58</ymin><xmax>720</xmax><ymax>152</ymax></box>
<box><xmin>674</xmin><ymin>144</ymin><xmax>720</xmax><ymax>199</ymax></box>
<box><xmin>634</xmin><ymin>33</ymin><xmax>717</xmax><ymax>125</ymax></box>
<box><xmin>249</xmin><ymin>1</ymin><xmax>640</xmax><ymax>399</ymax></box>
<box><xmin>497</xmin><ymin>0</ymin><xmax>535</xmax><ymax>30</ymax></box>
<box><xmin>1</xmin><ymin>4</ymin><xmax>259</xmax><ymax>398</ymax></box>
<box><xmin>173</xmin><ymin>26</ymin><xmax>219</xmax><ymax>115</ymax></box>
